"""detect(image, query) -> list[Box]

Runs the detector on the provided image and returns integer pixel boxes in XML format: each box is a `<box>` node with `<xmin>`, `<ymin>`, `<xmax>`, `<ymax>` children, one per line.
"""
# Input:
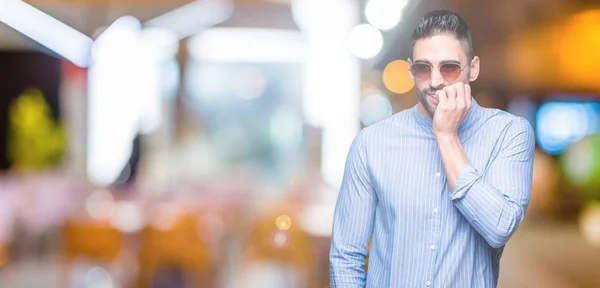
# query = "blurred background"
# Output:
<box><xmin>0</xmin><ymin>0</ymin><xmax>599</xmax><ymax>287</ymax></box>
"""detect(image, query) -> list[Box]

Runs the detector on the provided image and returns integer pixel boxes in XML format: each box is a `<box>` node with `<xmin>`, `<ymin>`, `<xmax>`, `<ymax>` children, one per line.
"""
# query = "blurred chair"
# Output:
<box><xmin>60</xmin><ymin>220</ymin><xmax>124</xmax><ymax>287</ymax></box>
<box><xmin>238</xmin><ymin>212</ymin><xmax>317</xmax><ymax>288</ymax></box>
<box><xmin>136</xmin><ymin>211</ymin><xmax>214</xmax><ymax>288</ymax></box>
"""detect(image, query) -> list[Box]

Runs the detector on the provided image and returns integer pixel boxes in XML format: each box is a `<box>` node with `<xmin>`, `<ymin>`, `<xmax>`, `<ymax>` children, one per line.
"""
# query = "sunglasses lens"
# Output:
<box><xmin>440</xmin><ymin>63</ymin><xmax>462</xmax><ymax>80</ymax></box>
<box><xmin>410</xmin><ymin>64</ymin><xmax>431</xmax><ymax>80</ymax></box>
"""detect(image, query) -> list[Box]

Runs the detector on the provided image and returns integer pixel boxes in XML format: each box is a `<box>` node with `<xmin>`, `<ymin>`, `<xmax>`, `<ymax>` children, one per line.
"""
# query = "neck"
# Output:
<box><xmin>417</xmin><ymin>101</ymin><xmax>433</xmax><ymax>119</ymax></box>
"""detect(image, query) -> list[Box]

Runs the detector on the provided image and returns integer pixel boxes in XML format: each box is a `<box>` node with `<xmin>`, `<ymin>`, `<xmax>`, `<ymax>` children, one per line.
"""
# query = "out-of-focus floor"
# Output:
<box><xmin>0</xmin><ymin>220</ymin><xmax>599</xmax><ymax>288</ymax></box>
<box><xmin>498</xmin><ymin>220</ymin><xmax>600</xmax><ymax>288</ymax></box>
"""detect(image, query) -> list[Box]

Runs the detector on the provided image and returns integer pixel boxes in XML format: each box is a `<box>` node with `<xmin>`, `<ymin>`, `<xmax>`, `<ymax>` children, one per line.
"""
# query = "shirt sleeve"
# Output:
<box><xmin>451</xmin><ymin>117</ymin><xmax>535</xmax><ymax>248</ymax></box>
<box><xmin>330</xmin><ymin>131</ymin><xmax>378</xmax><ymax>287</ymax></box>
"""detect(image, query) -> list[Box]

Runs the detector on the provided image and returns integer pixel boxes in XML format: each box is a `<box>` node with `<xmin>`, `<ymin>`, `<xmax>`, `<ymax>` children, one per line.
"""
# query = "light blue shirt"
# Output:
<box><xmin>329</xmin><ymin>100</ymin><xmax>535</xmax><ymax>288</ymax></box>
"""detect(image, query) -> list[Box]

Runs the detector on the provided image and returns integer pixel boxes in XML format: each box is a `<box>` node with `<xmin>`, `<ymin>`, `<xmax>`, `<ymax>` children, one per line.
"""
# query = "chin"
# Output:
<box><xmin>427</xmin><ymin>106</ymin><xmax>437</xmax><ymax>116</ymax></box>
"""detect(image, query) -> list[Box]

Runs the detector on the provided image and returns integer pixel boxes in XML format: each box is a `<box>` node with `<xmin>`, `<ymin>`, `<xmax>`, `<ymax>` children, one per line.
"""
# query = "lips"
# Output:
<box><xmin>428</xmin><ymin>94</ymin><xmax>439</xmax><ymax>105</ymax></box>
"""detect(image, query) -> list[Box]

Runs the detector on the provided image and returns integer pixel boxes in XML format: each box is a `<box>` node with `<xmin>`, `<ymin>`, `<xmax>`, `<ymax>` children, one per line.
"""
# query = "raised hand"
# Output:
<box><xmin>432</xmin><ymin>82</ymin><xmax>472</xmax><ymax>138</ymax></box>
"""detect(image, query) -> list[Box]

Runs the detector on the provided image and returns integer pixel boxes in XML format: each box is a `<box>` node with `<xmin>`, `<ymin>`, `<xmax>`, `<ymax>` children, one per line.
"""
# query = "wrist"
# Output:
<box><xmin>434</xmin><ymin>130</ymin><xmax>458</xmax><ymax>141</ymax></box>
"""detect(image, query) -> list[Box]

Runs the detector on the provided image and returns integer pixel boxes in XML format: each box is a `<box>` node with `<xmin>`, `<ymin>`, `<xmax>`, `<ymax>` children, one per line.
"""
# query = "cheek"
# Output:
<box><xmin>459</xmin><ymin>69</ymin><xmax>471</xmax><ymax>83</ymax></box>
<box><xmin>415</xmin><ymin>80</ymin><xmax>429</xmax><ymax>91</ymax></box>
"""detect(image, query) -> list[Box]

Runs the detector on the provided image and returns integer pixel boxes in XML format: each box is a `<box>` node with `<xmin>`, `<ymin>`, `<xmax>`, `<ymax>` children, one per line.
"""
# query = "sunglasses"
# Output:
<box><xmin>409</xmin><ymin>62</ymin><xmax>468</xmax><ymax>81</ymax></box>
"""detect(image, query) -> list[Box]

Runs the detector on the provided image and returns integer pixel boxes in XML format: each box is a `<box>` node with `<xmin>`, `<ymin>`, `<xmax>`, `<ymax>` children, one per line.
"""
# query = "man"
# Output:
<box><xmin>329</xmin><ymin>10</ymin><xmax>535</xmax><ymax>288</ymax></box>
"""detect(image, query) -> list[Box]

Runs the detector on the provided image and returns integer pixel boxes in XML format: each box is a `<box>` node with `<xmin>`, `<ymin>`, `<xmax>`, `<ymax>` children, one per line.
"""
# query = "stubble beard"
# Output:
<box><xmin>417</xmin><ymin>88</ymin><xmax>437</xmax><ymax>118</ymax></box>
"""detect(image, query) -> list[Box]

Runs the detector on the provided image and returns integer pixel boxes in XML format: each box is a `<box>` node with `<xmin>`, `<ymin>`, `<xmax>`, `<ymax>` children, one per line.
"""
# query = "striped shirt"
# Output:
<box><xmin>329</xmin><ymin>99</ymin><xmax>535</xmax><ymax>288</ymax></box>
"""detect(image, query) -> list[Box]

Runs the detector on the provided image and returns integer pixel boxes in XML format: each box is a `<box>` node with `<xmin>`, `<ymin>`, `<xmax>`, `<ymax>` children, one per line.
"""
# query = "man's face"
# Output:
<box><xmin>409</xmin><ymin>33</ymin><xmax>479</xmax><ymax>118</ymax></box>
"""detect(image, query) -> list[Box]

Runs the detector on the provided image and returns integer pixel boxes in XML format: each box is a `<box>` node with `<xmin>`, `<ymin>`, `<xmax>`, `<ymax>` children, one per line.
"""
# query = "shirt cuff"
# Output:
<box><xmin>451</xmin><ymin>162</ymin><xmax>482</xmax><ymax>201</ymax></box>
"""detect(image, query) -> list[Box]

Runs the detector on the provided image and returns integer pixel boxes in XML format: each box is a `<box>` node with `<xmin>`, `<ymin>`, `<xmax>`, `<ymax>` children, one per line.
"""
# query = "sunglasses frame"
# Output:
<box><xmin>408</xmin><ymin>62</ymin><xmax>469</xmax><ymax>81</ymax></box>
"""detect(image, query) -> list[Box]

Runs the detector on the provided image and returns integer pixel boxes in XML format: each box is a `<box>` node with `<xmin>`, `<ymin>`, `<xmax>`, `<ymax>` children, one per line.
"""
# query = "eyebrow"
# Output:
<box><xmin>413</xmin><ymin>59</ymin><xmax>461</xmax><ymax>65</ymax></box>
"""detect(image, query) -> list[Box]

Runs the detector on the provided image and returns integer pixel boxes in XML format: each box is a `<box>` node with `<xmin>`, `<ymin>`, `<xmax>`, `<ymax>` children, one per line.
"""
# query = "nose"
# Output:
<box><xmin>429</xmin><ymin>67</ymin><xmax>445</xmax><ymax>88</ymax></box>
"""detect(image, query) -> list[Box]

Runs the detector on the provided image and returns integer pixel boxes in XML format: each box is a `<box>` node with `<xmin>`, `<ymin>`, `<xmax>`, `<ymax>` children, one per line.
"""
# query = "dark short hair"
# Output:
<box><xmin>410</xmin><ymin>10</ymin><xmax>474</xmax><ymax>61</ymax></box>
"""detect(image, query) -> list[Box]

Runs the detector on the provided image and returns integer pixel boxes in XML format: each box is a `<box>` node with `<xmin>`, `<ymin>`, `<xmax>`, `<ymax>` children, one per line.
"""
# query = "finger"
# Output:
<box><xmin>454</xmin><ymin>83</ymin><xmax>466</xmax><ymax>110</ymax></box>
<box><xmin>436</xmin><ymin>89</ymin><xmax>447</xmax><ymax>108</ymax></box>
<box><xmin>444</xmin><ymin>85</ymin><xmax>456</xmax><ymax>109</ymax></box>
<box><xmin>465</xmin><ymin>84</ymin><xmax>472</xmax><ymax>110</ymax></box>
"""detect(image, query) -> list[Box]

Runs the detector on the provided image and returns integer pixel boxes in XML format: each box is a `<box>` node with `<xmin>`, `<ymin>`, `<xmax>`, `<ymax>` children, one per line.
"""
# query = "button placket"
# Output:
<box><xmin>426</xmin><ymin>161</ymin><xmax>444</xmax><ymax>288</ymax></box>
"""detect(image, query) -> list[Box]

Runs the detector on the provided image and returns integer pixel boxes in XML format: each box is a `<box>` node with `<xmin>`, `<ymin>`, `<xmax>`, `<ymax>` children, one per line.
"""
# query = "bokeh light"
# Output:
<box><xmin>562</xmin><ymin>137</ymin><xmax>595</xmax><ymax>186</ymax></box>
<box><xmin>271</xmin><ymin>230</ymin><xmax>290</xmax><ymax>249</ymax></box>
<box><xmin>561</xmin><ymin>134</ymin><xmax>600</xmax><ymax>197</ymax></box>
<box><xmin>84</xmin><ymin>266</ymin><xmax>113</xmax><ymax>288</ymax></box>
<box><xmin>276</xmin><ymin>215</ymin><xmax>292</xmax><ymax>231</ymax></box>
<box><xmin>580</xmin><ymin>201</ymin><xmax>600</xmax><ymax>249</ymax></box>
<box><xmin>360</xmin><ymin>93</ymin><xmax>393</xmax><ymax>126</ymax></box>
<box><xmin>382</xmin><ymin>60</ymin><xmax>414</xmax><ymax>94</ymax></box>
<box><xmin>536</xmin><ymin>101</ymin><xmax>600</xmax><ymax>155</ymax></box>
<box><xmin>555</xmin><ymin>10</ymin><xmax>600</xmax><ymax>91</ymax></box>
<box><xmin>85</xmin><ymin>189</ymin><xmax>116</xmax><ymax>220</ymax></box>
<box><xmin>109</xmin><ymin>202</ymin><xmax>144</xmax><ymax>233</ymax></box>
<box><xmin>364</xmin><ymin>0</ymin><xmax>407</xmax><ymax>30</ymax></box>
<box><xmin>150</xmin><ymin>203</ymin><xmax>180</xmax><ymax>231</ymax></box>
<box><xmin>347</xmin><ymin>24</ymin><xmax>383</xmax><ymax>59</ymax></box>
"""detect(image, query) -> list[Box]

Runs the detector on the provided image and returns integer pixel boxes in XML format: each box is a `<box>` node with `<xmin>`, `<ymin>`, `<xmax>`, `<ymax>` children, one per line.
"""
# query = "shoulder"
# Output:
<box><xmin>358</xmin><ymin>108</ymin><xmax>415</xmax><ymax>145</ymax></box>
<box><xmin>346</xmin><ymin>109</ymin><xmax>413</xmax><ymax>163</ymax></box>
<box><xmin>479</xmin><ymin>106</ymin><xmax>533</xmax><ymax>135</ymax></box>
<box><xmin>478</xmin><ymin>107</ymin><xmax>535</xmax><ymax>148</ymax></box>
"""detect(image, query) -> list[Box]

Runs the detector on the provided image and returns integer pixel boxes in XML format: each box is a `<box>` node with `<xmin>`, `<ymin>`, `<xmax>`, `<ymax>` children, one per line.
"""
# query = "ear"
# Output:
<box><xmin>468</xmin><ymin>56</ymin><xmax>480</xmax><ymax>82</ymax></box>
<box><xmin>407</xmin><ymin>58</ymin><xmax>415</xmax><ymax>83</ymax></box>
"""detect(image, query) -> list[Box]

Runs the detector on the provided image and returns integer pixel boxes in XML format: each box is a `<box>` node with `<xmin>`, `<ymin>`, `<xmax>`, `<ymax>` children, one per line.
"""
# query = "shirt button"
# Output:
<box><xmin>430</xmin><ymin>245</ymin><xmax>436</xmax><ymax>250</ymax></box>
<box><xmin>435</xmin><ymin>172</ymin><xmax>441</xmax><ymax>177</ymax></box>
<box><xmin>433</xmin><ymin>208</ymin><xmax>438</xmax><ymax>214</ymax></box>
<box><xmin>425</xmin><ymin>280</ymin><xmax>431</xmax><ymax>286</ymax></box>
